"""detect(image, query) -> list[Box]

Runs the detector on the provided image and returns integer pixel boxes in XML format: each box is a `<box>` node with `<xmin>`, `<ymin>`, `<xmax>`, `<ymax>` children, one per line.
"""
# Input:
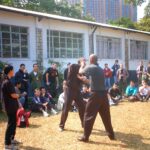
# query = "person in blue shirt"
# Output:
<box><xmin>125</xmin><ymin>80</ymin><xmax>138</xmax><ymax>101</ymax></box>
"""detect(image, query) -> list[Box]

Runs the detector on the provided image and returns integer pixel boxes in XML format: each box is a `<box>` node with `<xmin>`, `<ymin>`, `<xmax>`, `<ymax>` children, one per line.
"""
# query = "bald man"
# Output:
<box><xmin>78</xmin><ymin>54</ymin><xmax>115</xmax><ymax>142</ymax></box>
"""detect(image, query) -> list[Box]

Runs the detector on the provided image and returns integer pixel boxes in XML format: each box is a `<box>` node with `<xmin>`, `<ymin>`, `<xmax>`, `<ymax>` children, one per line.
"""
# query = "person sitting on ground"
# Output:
<box><xmin>108</xmin><ymin>83</ymin><xmax>122</xmax><ymax>106</ymax></box>
<box><xmin>15</xmin><ymin>81</ymin><xmax>27</xmax><ymax>107</ymax></box>
<box><xmin>81</xmin><ymin>84</ymin><xmax>90</xmax><ymax>103</ymax></box>
<box><xmin>31</xmin><ymin>88</ymin><xmax>49</xmax><ymax>117</ymax></box>
<box><xmin>40</xmin><ymin>87</ymin><xmax>57</xmax><ymax>115</ymax></box>
<box><xmin>125</xmin><ymin>80</ymin><xmax>138</xmax><ymax>102</ymax></box>
<box><xmin>137</xmin><ymin>80</ymin><xmax>150</xmax><ymax>102</ymax></box>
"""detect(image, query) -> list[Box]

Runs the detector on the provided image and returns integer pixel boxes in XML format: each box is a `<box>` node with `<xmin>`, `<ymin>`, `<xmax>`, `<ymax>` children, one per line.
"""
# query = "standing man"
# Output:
<box><xmin>29</xmin><ymin>64</ymin><xmax>42</xmax><ymax>96</ymax></box>
<box><xmin>78</xmin><ymin>54</ymin><xmax>115</xmax><ymax>142</ymax></box>
<box><xmin>44</xmin><ymin>63</ymin><xmax>59</xmax><ymax>98</ymax></box>
<box><xmin>112</xmin><ymin>60</ymin><xmax>120</xmax><ymax>84</ymax></box>
<box><xmin>2</xmin><ymin>65</ymin><xmax>20</xmax><ymax>149</ymax></box>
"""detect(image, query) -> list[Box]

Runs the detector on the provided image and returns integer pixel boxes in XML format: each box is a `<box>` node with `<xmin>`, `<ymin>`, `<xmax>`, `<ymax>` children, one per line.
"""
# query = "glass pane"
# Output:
<box><xmin>2</xmin><ymin>33</ymin><xmax>10</xmax><ymax>39</ymax></box>
<box><xmin>54</xmin><ymin>37</ymin><xmax>59</xmax><ymax>47</ymax></box>
<box><xmin>67</xmin><ymin>48</ymin><xmax>72</xmax><ymax>58</ymax></box>
<box><xmin>1</xmin><ymin>25</ymin><xmax>10</xmax><ymax>32</ymax></box>
<box><xmin>60</xmin><ymin>32</ymin><xmax>66</xmax><ymax>37</ymax></box>
<box><xmin>60</xmin><ymin>49</ymin><xmax>66</xmax><ymax>58</ymax></box>
<box><xmin>20</xmin><ymin>27</ymin><xmax>27</xmax><ymax>33</ymax></box>
<box><xmin>12</xmin><ymin>33</ymin><xmax>19</xmax><ymax>44</ymax></box>
<box><xmin>54</xmin><ymin>48</ymin><xmax>59</xmax><ymax>58</ymax></box>
<box><xmin>53</xmin><ymin>31</ymin><xmax>59</xmax><ymax>36</ymax></box>
<box><xmin>21</xmin><ymin>34</ymin><xmax>28</xmax><ymax>45</ymax></box>
<box><xmin>12</xmin><ymin>46</ymin><xmax>20</xmax><ymax>57</ymax></box>
<box><xmin>11</xmin><ymin>26</ymin><xmax>19</xmax><ymax>32</ymax></box>
<box><xmin>21</xmin><ymin>46</ymin><xmax>28</xmax><ymax>57</ymax></box>
<box><xmin>3</xmin><ymin>45</ymin><xmax>11</xmax><ymax>57</ymax></box>
<box><xmin>67</xmin><ymin>38</ymin><xmax>72</xmax><ymax>48</ymax></box>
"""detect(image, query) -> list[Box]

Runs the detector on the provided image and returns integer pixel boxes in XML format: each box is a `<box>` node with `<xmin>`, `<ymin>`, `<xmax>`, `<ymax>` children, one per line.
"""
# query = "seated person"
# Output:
<box><xmin>137</xmin><ymin>80</ymin><xmax>150</xmax><ymax>102</ymax></box>
<box><xmin>81</xmin><ymin>84</ymin><xmax>90</xmax><ymax>103</ymax></box>
<box><xmin>125</xmin><ymin>80</ymin><xmax>138</xmax><ymax>101</ymax></box>
<box><xmin>57</xmin><ymin>81</ymin><xmax>66</xmax><ymax>111</ymax></box>
<box><xmin>108</xmin><ymin>83</ymin><xmax>122</xmax><ymax>106</ymax></box>
<box><xmin>40</xmin><ymin>87</ymin><xmax>57</xmax><ymax>114</ymax></box>
<box><xmin>15</xmin><ymin>81</ymin><xmax>27</xmax><ymax>107</ymax></box>
<box><xmin>31</xmin><ymin>88</ymin><xmax>49</xmax><ymax>117</ymax></box>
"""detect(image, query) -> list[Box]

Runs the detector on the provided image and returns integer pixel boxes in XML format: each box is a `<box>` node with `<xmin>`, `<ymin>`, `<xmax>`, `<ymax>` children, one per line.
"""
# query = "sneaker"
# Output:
<box><xmin>5</xmin><ymin>144</ymin><xmax>19</xmax><ymax>150</ymax></box>
<box><xmin>43</xmin><ymin>111</ymin><xmax>49</xmax><ymax>117</ymax></box>
<box><xmin>51</xmin><ymin>109</ymin><xmax>58</xmax><ymax>115</ymax></box>
<box><xmin>59</xmin><ymin>127</ymin><xmax>64</xmax><ymax>132</ymax></box>
<box><xmin>11</xmin><ymin>139</ymin><xmax>22</xmax><ymax>145</ymax></box>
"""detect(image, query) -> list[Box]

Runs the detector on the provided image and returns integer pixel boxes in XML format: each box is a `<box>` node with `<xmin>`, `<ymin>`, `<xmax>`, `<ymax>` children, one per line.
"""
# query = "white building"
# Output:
<box><xmin>0</xmin><ymin>5</ymin><xmax>150</xmax><ymax>73</ymax></box>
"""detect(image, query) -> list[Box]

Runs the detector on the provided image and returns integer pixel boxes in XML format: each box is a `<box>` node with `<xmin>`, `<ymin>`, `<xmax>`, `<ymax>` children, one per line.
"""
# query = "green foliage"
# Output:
<box><xmin>109</xmin><ymin>17</ymin><xmax>136</xmax><ymax>29</ymax></box>
<box><xmin>125</xmin><ymin>0</ymin><xmax>146</xmax><ymax>6</ymax></box>
<box><xmin>144</xmin><ymin>2</ymin><xmax>150</xmax><ymax>17</ymax></box>
<box><xmin>135</xmin><ymin>16</ymin><xmax>150</xmax><ymax>32</ymax></box>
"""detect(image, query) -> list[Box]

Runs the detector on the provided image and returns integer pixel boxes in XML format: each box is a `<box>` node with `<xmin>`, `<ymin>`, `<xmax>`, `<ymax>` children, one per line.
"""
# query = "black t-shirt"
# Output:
<box><xmin>2</xmin><ymin>77</ymin><xmax>19</xmax><ymax>113</ymax></box>
<box><xmin>46</xmin><ymin>67</ymin><xmax>58</xmax><ymax>83</ymax></box>
<box><xmin>108</xmin><ymin>88</ymin><xmax>121</xmax><ymax>98</ymax></box>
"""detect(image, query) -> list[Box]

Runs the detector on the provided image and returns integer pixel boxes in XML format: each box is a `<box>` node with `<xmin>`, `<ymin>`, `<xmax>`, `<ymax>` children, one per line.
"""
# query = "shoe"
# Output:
<box><xmin>78</xmin><ymin>136</ymin><xmax>89</xmax><ymax>142</ymax></box>
<box><xmin>51</xmin><ymin>109</ymin><xmax>58</xmax><ymax>115</ymax></box>
<box><xmin>5</xmin><ymin>144</ymin><xmax>19</xmax><ymax>150</ymax></box>
<box><xmin>11</xmin><ymin>139</ymin><xmax>22</xmax><ymax>145</ymax></box>
<box><xmin>59</xmin><ymin>127</ymin><xmax>64</xmax><ymax>132</ymax></box>
<box><xmin>43</xmin><ymin>111</ymin><xmax>49</xmax><ymax>117</ymax></box>
<box><xmin>108</xmin><ymin>134</ymin><xmax>116</xmax><ymax>140</ymax></box>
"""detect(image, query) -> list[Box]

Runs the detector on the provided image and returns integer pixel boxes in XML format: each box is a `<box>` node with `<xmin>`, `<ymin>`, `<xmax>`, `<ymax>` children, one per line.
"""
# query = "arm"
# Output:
<box><xmin>46</xmin><ymin>73</ymin><xmax>49</xmax><ymax>84</ymax></box>
<box><xmin>11</xmin><ymin>93</ymin><xmax>19</xmax><ymax>99</ymax></box>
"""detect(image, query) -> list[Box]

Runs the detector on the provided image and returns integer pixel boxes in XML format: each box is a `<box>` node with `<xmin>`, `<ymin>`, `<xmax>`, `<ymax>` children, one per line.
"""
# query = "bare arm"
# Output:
<box><xmin>11</xmin><ymin>93</ymin><xmax>19</xmax><ymax>100</ymax></box>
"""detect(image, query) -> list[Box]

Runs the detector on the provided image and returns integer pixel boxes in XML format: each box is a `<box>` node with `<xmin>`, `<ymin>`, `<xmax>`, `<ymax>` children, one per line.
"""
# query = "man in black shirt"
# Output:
<box><xmin>2</xmin><ymin>65</ymin><xmax>20</xmax><ymax>149</ymax></box>
<box><xmin>44</xmin><ymin>63</ymin><xmax>59</xmax><ymax>98</ymax></box>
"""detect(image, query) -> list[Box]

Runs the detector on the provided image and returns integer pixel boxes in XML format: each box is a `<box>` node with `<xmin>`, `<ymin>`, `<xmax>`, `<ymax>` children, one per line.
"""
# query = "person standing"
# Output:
<box><xmin>117</xmin><ymin>64</ymin><xmax>129</xmax><ymax>96</ymax></box>
<box><xmin>44</xmin><ymin>63</ymin><xmax>59</xmax><ymax>98</ymax></box>
<box><xmin>146</xmin><ymin>62</ymin><xmax>150</xmax><ymax>86</ymax></box>
<box><xmin>103</xmin><ymin>63</ymin><xmax>112</xmax><ymax>90</ymax></box>
<box><xmin>78</xmin><ymin>54</ymin><xmax>115</xmax><ymax>142</ymax></box>
<box><xmin>64</xmin><ymin>62</ymin><xmax>71</xmax><ymax>81</ymax></box>
<box><xmin>136</xmin><ymin>60</ymin><xmax>146</xmax><ymax>85</ymax></box>
<box><xmin>29</xmin><ymin>64</ymin><xmax>42</xmax><ymax>96</ymax></box>
<box><xmin>2</xmin><ymin>65</ymin><xmax>20</xmax><ymax>149</ymax></box>
<box><xmin>112</xmin><ymin>60</ymin><xmax>120</xmax><ymax>84</ymax></box>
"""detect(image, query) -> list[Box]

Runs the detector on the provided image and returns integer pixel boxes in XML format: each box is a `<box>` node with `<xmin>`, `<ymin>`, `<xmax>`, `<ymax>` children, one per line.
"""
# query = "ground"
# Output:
<box><xmin>0</xmin><ymin>101</ymin><xmax>150</xmax><ymax>150</ymax></box>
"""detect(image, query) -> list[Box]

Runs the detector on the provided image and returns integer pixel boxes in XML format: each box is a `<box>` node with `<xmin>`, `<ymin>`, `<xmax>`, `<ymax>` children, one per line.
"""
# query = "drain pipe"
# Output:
<box><xmin>91</xmin><ymin>26</ymin><xmax>97</xmax><ymax>54</ymax></box>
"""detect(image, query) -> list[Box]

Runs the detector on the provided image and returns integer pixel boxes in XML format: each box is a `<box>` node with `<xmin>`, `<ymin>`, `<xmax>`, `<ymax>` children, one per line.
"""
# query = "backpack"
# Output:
<box><xmin>16</xmin><ymin>108</ymin><xmax>31</xmax><ymax>128</ymax></box>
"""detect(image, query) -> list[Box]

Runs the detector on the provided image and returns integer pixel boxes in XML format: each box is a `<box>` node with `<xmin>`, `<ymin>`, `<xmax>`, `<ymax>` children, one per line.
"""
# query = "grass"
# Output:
<box><xmin>0</xmin><ymin>101</ymin><xmax>150</xmax><ymax>150</ymax></box>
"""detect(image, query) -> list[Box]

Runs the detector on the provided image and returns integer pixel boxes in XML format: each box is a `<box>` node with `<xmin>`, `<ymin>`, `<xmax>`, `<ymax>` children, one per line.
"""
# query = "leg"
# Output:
<box><xmin>59</xmin><ymin>88</ymin><xmax>73</xmax><ymax>129</ymax></box>
<box><xmin>98</xmin><ymin>93</ymin><xmax>115</xmax><ymax>139</ymax></box>
<box><xmin>5</xmin><ymin>112</ymin><xmax>17</xmax><ymax>145</ymax></box>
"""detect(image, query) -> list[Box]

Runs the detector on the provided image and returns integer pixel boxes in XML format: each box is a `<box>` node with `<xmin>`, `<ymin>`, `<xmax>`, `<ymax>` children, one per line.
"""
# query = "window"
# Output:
<box><xmin>47</xmin><ymin>30</ymin><xmax>84</xmax><ymax>58</ymax></box>
<box><xmin>0</xmin><ymin>24</ymin><xmax>28</xmax><ymax>58</ymax></box>
<box><xmin>130</xmin><ymin>40</ymin><xmax>148</xmax><ymax>60</ymax></box>
<box><xmin>96</xmin><ymin>36</ymin><xmax>121</xmax><ymax>59</ymax></box>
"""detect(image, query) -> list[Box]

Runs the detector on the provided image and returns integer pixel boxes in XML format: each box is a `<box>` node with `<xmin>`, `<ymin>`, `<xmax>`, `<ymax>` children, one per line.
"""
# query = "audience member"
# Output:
<box><xmin>112</xmin><ymin>60</ymin><xmax>120</xmax><ymax>84</ymax></box>
<box><xmin>43</xmin><ymin>63</ymin><xmax>59</xmax><ymax>98</ymax></box>
<box><xmin>146</xmin><ymin>62</ymin><xmax>150</xmax><ymax>85</ymax></box>
<box><xmin>136</xmin><ymin>60</ymin><xmax>146</xmax><ymax>85</ymax></box>
<box><xmin>31</xmin><ymin>89</ymin><xmax>49</xmax><ymax>117</ymax></box>
<box><xmin>137</xmin><ymin>80</ymin><xmax>150</xmax><ymax>102</ymax></box>
<box><xmin>103</xmin><ymin>63</ymin><xmax>112</xmax><ymax>89</ymax></box>
<box><xmin>108</xmin><ymin>83</ymin><xmax>121</xmax><ymax>106</ymax></box>
<box><xmin>117</xmin><ymin>64</ymin><xmax>129</xmax><ymax>95</ymax></box>
<box><xmin>125</xmin><ymin>81</ymin><xmax>138</xmax><ymax>102</ymax></box>
<box><xmin>64</xmin><ymin>62</ymin><xmax>71</xmax><ymax>81</ymax></box>
<box><xmin>29</xmin><ymin>64</ymin><xmax>42</xmax><ymax>96</ymax></box>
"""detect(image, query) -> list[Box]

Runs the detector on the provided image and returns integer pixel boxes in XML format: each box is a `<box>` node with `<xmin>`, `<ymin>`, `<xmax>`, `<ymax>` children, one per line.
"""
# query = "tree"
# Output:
<box><xmin>125</xmin><ymin>0</ymin><xmax>146</xmax><ymax>5</ymax></box>
<box><xmin>136</xmin><ymin>17</ymin><xmax>150</xmax><ymax>32</ymax></box>
<box><xmin>144</xmin><ymin>2</ymin><xmax>150</xmax><ymax>17</ymax></box>
<box><xmin>109</xmin><ymin>17</ymin><xmax>136</xmax><ymax>29</ymax></box>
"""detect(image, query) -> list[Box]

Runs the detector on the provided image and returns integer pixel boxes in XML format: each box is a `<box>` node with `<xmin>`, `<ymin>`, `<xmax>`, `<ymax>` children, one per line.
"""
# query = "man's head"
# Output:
<box><xmin>78</xmin><ymin>57</ymin><xmax>86</xmax><ymax>66</ymax></box>
<box><xmin>52</xmin><ymin>63</ymin><xmax>57</xmax><ymax>69</ymax></box>
<box><xmin>140</xmin><ymin>60</ymin><xmax>143</xmax><ymax>66</ymax></box>
<box><xmin>130</xmin><ymin>80</ymin><xmax>135</xmax><ymax>87</ymax></box>
<box><xmin>40</xmin><ymin>87</ymin><xmax>46</xmax><ymax>94</ymax></box>
<box><xmin>89</xmin><ymin>54</ymin><xmax>97</xmax><ymax>65</ymax></box>
<box><xmin>115</xmin><ymin>60</ymin><xmax>118</xmax><ymax>64</ymax></box>
<box><xmin>120</xmin><ymin>63</ymin><xmax>123</xmax><ymax>69</ymax></box>
<box><xmin>34</xmin><ymin>88</ymin><xmax>41</xmax><ymax>97</ymax></box>
<box><xmin>15</xmin><ymin>81</ymin><xmax>21</xmax><ymax>88</ymax></box>
<box><xmin>141</xmin><ymin>79</ymin><xmax>148</xmax><ymax>87</ymax></box>
<box><xmin>20</xmin><ymin>64</ymin><xmax>25</xmax><ymax>71</ymax></box>
<box><xmin>33</xmin><ymin>63</ymin><xmax>39</xmax><ymax>72</ymax></box>
<box><xmin>112</xmin><ymin>83</ymin><xmax>118</xmax><ymax>89</ymax></box>
<box><xmin>104</xmin><ymin>63</ymin><xmax>108</xmax><ymax>68</ymax></box>
<box><xmin>4</xmin><ymin>65</ymin><xmax>14</xmax><ymax>77</ymax></box>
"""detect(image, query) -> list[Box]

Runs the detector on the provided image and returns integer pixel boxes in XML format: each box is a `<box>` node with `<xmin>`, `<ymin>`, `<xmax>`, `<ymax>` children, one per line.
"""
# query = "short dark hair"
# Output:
<box><xmin>20</xmin><ymin>64</ymin><xmax>25</xmax><ymax>67</ymax></box>
<box><xmin>33</xmin><ymin>63</ymin><xmax>38</xmax><ymax>67</ymax></box>
<box><xmin>4</xmin><ymin>65</ymin><xmax>13</xmax><ymax>75</ymax></box>
<box><xmin>40</xmin><ymin>86</ymin><xmax>45</xmax><ymax>90</ymax></box>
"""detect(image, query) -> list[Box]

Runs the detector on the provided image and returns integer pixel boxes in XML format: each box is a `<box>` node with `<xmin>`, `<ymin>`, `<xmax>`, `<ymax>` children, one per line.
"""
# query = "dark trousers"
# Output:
<box><xmin>5</xmin><ymin>112</ymin><xmax>17</xmax><ymax>145</ymax></box>
<box><xmin>59</xmin><ymin>87</ymin><xmax>85</xmax><ymax>129</ymax></box>
<box><xmin>83</xmin><ymin>91</ymin><xmax>114</xmax><ymax>139</ymax></box>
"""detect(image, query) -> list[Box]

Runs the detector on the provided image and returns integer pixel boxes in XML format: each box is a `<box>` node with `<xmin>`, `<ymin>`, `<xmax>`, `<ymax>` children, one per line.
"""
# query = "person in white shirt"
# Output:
<box><xmin>137</xmin><ymin>80</ymin><xmax>150</xmax><ymax>102</ymax></box>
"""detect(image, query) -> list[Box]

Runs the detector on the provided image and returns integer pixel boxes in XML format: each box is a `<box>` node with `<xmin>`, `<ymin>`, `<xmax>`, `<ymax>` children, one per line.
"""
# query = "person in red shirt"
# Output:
<box><xmin>103</xmin><ymin>63</ymin><xmax>112</xmax><ymax>90</ymax></box>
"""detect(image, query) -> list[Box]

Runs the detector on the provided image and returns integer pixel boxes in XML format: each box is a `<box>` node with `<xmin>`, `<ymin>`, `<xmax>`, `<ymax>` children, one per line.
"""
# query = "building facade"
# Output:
<box><xmin>83</xmin><ymin>0</ymin><xmax>137</xmax><ymax>23</ymax></box>
<box><xmin>0</xmin><ymin>5</ymin><xmax>149</xmax><ymax>73</ymax></box>
<box><xmin>67</xmin><ymin>0</ymin><xmax>82</xmax><ymax>5</ymax></box>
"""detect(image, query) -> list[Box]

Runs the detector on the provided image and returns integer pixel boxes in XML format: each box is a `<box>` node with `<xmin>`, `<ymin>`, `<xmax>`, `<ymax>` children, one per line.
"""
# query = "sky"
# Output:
<box><xmin>137</xmin><ymin>0</ymin><xmax>149</xmax><ymax>20</ymax></box>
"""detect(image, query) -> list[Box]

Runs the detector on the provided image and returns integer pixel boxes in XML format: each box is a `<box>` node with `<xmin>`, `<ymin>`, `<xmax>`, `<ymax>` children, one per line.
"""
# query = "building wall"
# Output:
<box><xmin>0</xmin><ymin>11</ymin><xmax>149</xmax><ymax>73</ymax></box>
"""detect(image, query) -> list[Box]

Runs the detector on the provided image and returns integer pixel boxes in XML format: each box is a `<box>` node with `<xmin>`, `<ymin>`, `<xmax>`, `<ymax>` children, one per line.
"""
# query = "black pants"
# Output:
<box><xmin>59</xmin><ymin>87</ymin><xmax>85</xmax><ymax>129</ymax></box>
<box><xmin>83</xmin><ymin>91</ymin><xmax>114</xmax><ymax>139</ymax></box>
<box><xmin>5</xmin><ymin>111</ymin><xmax>17</xmax><ymax>145</ymax></box>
